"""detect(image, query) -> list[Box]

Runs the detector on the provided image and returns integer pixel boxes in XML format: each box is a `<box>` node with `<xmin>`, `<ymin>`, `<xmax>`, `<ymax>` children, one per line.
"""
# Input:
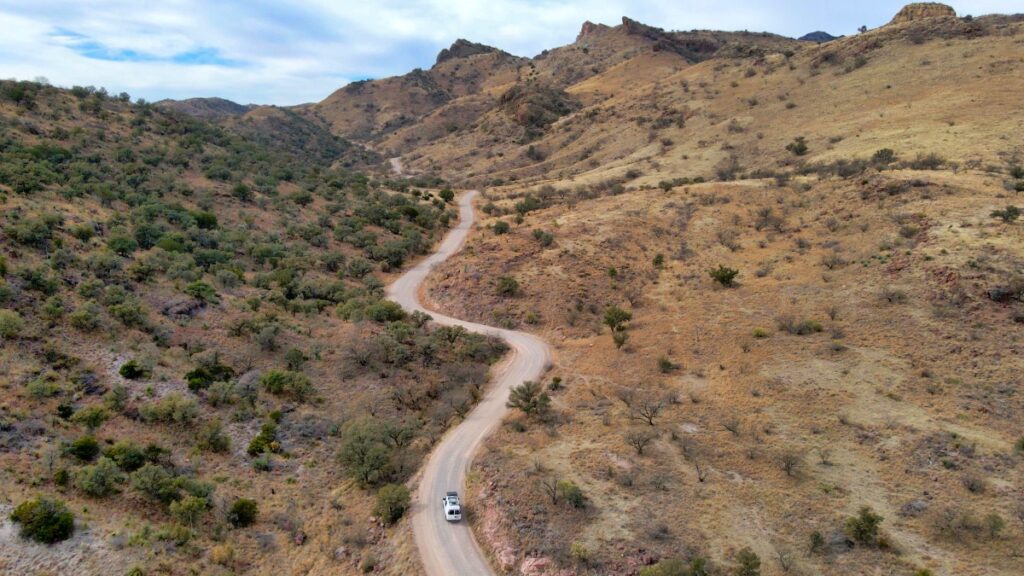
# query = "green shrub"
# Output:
<box><xmin>507</xmin><ymin>381</ymin><xmax>550</xmax><ymax>417</ymax></box>
<box><xmin>196</xmin><ymin>419</ymin><xmax>231</xmax><ymax>453</ymax></box>
<box><xmin>496</xmin><ymin>276</ymin><xmax>519</xmax><ymax>297</ymax></box>
<box><xmin>786</xmin><ymin>136</ymin><xmax>809</xmax><ymax>156</ymax></box>
<box><xmin>612</xmin><ymin>331</ymin><xmax>628</xmax><ymax>349</ymax></box>
<box><xmin>657</xmin><ymin>357</ymin><xmax>678</xmax><ymax>373</ymax></box>
<box><xmin>991</xmin><ymin>205</ymin><xmax>1020</xmax><ymax>223</ymax></box>
<box><xmin>777</xmin><ymin>317</ymin><xmax>823</xmax><ymax>335</ymax></box>
<box><xmin>107</xmin><ymin>234</ymin><xmax>138</xmax><ymax>256</ymax></box>
<box><xmin>69</xmin><ymin>405</ymin><xmax>109</xmax><ymax>432</ymax></box>
<box><xmin>10</xmin><ymin>497</ymin><xmax>75</xmax><ymax>543</ymax></box>
<box><xmin>493</xmin><ymin>220</ymin><xmax>510</xmax><ymax>235</ymax></box>
<box><xmin>104</xmin><ymin>384</ymin><xmax>129</xmax><ymax>412</ymax></box>
<box><xmin>570</xmin><ymin>542</ymin><xmax>590</xmax><ymax>566</ymax></box>
<box><xmin>169</xmin><ymin>495</ymin><xmax>207</xmax><ymax>528</ymax></box>
<box><xmin>4</xmin><ymin>214</ymin><xmax>61</xmax><ymax>248</ymax></box>
<box><xmin>845</xmin><ymin>506</ymin><xmax>883</xmax><ymax>545</ymax></box>
<box><xmin>26</xmin><ymin>374</ymin><xmax>62</xmax><ymax>399</ymax></box>
<box><xmin>206</xmin><ymin>381</ymin><xmax>237</xmax><ymax>407</ymax></box>
<box><xmin>373</xmin><ymin>483</ymin><xmax>411</xmax><ymax>525</ymax></box>
<box><xmin>809</xmin><ymin>530</ymin><xmax>825</xmax><ymax>553</ymax></box>
<box><xmin>438</xmin><ymin>188</ymin><xmax>455</xmax><ymax>203</ymax></box>
<box><xmin>184</xmin><ymin>280</ymin><xmax>218</xmax><ymax>303</ymax></box>
<box><xmin>138</xmin><ymin>393</ymin><xmax>198</xmax><ymax>425</ymax></box>
<box><xmin>709</xmin><ymin>265</ymin><xmax>739</xmax><ymax>287</ymax></box>
<box><xmin>0</xmin><ymin>309</ymin><xmax>24</xmax><ymax>339</ymax></box>
<box><xmin>228</xmin><ymin>498</ymin><xmax>258</xmax><ymax>527</ymax></box>
<box><xmin>338</xmin><ymin>418</ymin><xmax>392</xmax><ymax>485</ymax></box>
<box><xmin>74</xmin><ymin>457</ymin><xmax>124</xmax><ymax>497</ymax></box>
<box><xmin>130</xmin><ymin>464</ymin><xmax>179</xmax><ymax>504</ymax></box>
<box><xmin>735</xmin><ymin>548</ymin><xmax>761</xmax><ymax>576</ymax></box>
<box><xmin>108</xmin><ymin>299</ymin><xmax>146</xmax><ymax>327</ymax></box>
<box><xmin>603</xmin><ymin>306</ymin><xmax>632</xmax><ymax>332</ymax></box>
<box><xmin>259</xmin><ymin>370</ymin><xmax>314</xmax><ymax>401</ymax></box>
<box><xmin>184</xmin><ymin>363</ymin><xmax>234</xmax><ymax>391</ymax></box>
<box><xmin>69</xmin><ymin>301</ymin><xmax>102</xmax><ymax>331</ymax></box>
<box><xmin>558</xmin><ymin>480</ymin><xmax>585</xmax><ymax>508</ymax></box>
<box><xmin>363</xmin><ymin>300</ymin><xmax>406</xmax><ymax>323</ymax></box>
<box><xmin>872</xmin><ymin>148</ymin><xmax>896</xmax><ymax>165</ymax></box>
<box><xmin>908</xmin><ymin>152</ymin><xmax>945</xmax><ymax>170</ymax></box>
<box><xmin>247</xmin><ymin>421</ymin><xmax>279</xmax><ymax>456</ymax></box>
<box><xmin>118</xmin><ymin>360</ymin><xmax>150</xmax><ymax>380</ymax></box>
<box><xmin>66</xmin><ymin>435</ymin><xmax>100</xmax><ymax>461</ymax></box>
<box><xmin>191</xmin><ymin>211</ymin><xmax>218</xmax><ymax>230</ymax></box>
<box><xmin>532</xmin><ymin>229</ymin><xmax>554</xmax><ymax>247</ymax></box>
<box><xmin>42</xmin><ymin>296</ymin><xmax>65</xmax><ymax>323</ymax></box>
<box><xmin>104</xmin><ymin>441</ymin><xmax>148</xmax><ymax>472</ymax></box>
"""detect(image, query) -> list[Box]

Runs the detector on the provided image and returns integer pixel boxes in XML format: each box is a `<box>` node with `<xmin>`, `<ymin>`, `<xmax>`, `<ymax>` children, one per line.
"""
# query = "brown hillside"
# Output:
<box><xmin>402</xmin><ymin>4</ymin><xmax>1024</xmax><ymax>576</ymax></box>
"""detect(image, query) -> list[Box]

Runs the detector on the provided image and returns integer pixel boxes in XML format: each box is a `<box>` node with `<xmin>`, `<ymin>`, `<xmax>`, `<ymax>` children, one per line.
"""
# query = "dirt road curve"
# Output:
<box><xmin>387</xmin><ymin>191</ymin><xmax>551</xmax><ymax>576</ymax></box>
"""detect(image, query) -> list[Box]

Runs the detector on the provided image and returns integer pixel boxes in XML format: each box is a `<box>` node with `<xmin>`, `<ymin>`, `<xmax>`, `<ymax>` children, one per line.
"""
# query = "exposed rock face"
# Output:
<box><xmin>160</xmin><ymin>298</ymin><xmax>206</xmax><ymax>319</ymax></box>
<box><xmin>576</xmin><ymin>20</ymin><xmax>610</xmax><ymax>42</ymax></box>
<box><xmin>435</xmin><ymin>39</ymin><xmax>498</xmax><ymax>64</ymax></box>
<box><xmin>499</xmin><ymin>84</ymin><xmax>579</xmax><ymax>129</ymax></box>
<box><xmin>890</xmin><ymin>3</ymin><xmax>957</xmax><ymax>25</ymax></box>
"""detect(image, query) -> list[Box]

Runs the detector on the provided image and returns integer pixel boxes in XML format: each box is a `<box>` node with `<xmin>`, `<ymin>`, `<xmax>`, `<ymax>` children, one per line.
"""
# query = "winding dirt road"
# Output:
<box><xmin>387</xmin><ymin>191</ymin><xmax>551</xmax><ymax>576</ymax></box>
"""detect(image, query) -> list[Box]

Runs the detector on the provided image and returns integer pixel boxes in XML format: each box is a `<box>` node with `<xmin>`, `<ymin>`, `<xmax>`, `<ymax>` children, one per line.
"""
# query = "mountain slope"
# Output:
<box><xmin>0</xmin><ymin>80</ymin><xmax>507</xmax><ymax>576</ymax></box>
<box><xmin>399</xmin><ymin>10</ymin><xmax>1023</xmax><ymax>188</ymax></box>
<box><xmin>407</xmin><ymin>6</ymin><xmax>1024</xmax><ymax>575</ymax></box>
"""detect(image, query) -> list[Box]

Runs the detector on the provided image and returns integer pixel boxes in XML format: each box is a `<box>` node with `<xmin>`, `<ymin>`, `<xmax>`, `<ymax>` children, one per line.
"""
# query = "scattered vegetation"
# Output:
<box><xmin>10</xmin><ymin>497</ymin><xmax>75</xmax><ymax>544</ymax></box>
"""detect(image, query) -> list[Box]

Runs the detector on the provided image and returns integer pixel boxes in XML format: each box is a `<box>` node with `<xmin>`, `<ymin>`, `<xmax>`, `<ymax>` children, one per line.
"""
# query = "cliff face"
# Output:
<box><xmin>576</xmin><ymin>21</ymin><xmax>610</xmax><ymax>42</ymax></box>
<box><xmin>435</xmin><ymin>39</ymin><xmax>500</xmax><ymax>65</ymax></box>
<box><xmin>890</xmin><ymin>2</ymin><xmax>957</xmax><ymax>25</ymax></box>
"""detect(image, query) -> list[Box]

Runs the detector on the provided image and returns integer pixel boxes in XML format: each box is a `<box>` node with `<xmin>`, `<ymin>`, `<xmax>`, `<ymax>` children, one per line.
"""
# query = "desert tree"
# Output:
<box><xmin>624</xmin><ymin>428</ymin><xmax>657</xmax><ymax>455</ymax></box>
<box><xmin>618</xmin><ymin>388</ymin><xmax>667</xmax><ymax>426</ymax></box>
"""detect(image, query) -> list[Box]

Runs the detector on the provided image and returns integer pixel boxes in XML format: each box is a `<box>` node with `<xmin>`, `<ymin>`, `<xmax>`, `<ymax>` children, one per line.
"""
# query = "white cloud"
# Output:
<box><xmin>0</xmin><ymin>0</ymin><xmax>1019</xmax><ymax>105</ymax></box>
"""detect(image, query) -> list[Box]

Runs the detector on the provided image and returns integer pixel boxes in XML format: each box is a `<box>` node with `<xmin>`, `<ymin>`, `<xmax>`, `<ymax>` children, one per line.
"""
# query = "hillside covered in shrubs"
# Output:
<box><xmin>0</xmin><ymin>80</ymin><xmax>505</xmax><ymax>574</ymax></box>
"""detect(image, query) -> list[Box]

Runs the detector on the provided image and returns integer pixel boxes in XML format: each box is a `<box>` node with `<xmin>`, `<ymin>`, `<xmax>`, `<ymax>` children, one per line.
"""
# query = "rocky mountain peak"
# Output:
<box><xmin>576</xmin><ymin>20</ymin><xmax>610</xmax><ymax>42</ymax></box>
<box><xmin>435</xmin><ymin>39</ymin><xmax>499</xmax><ymax>65</ymax></box>
<box><xmin>890</xmin><ymin>3</ymin><xmax>957</xmax><ymax>25</ymax></box>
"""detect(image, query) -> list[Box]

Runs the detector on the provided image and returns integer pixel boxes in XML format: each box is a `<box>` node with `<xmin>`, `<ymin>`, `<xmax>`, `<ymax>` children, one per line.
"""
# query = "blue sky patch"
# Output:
<box><xmin>50</xmin><ymin>27</ymin><xmax>245</xmax><ymax>67</ymax></box>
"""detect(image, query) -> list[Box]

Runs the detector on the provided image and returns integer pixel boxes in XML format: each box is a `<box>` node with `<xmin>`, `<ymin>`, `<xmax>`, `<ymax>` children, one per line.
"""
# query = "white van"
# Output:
<box><xmin>441</xmin><ymin>491</ymin><xmax>462</xmax><ymax>521</ymax></box>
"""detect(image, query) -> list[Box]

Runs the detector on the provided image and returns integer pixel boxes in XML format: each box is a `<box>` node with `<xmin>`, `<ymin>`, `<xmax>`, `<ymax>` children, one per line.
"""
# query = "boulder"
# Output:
<box><xmin>900</xmin><ymin>499</ymin><xmax>930</xmax><ymax>517</ymax></box>
<box><xmin>160</xmin><ymin>298</ymin><xmax>206</xmax><ymax>319</ymax></box>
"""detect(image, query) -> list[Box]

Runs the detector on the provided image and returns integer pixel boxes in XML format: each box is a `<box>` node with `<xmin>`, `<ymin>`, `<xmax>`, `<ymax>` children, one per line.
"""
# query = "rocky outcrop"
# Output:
<box><xmin>890</xmin><ymin>3</ymin><xmax>956</xmax><ymax>25</ymax></box>
<box><xmin>499</xmin><ymin>84</ymin><xmax>579</xmax><ymax>130</ymax></box>
<box><xmin>160</xmin><ymin>298</ymin><xmax>206</xmax><ymax>319</ymax></box>
<box><xmin>435</xmin><ymin>39</ymin><xmax>499</xmax><ymax>65</ymax></box>
<box><xmin>576</xmin><ymin>20</ymin><xmax>610</xmax><ymax>42</ymax></box>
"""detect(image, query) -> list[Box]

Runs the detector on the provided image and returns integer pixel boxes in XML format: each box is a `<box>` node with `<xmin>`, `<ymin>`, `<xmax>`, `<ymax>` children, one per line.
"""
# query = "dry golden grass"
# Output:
<box><xmin>426</xmin><ymin>166</ymin><xmax>1024</xmax><ymax>574</ymax></box>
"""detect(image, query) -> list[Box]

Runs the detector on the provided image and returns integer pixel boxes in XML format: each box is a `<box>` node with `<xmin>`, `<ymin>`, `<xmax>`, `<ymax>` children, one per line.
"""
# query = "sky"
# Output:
<box><xmin>0</xmin><ymin>1</ymin><xmax>1018</xmax><ymax>105</ymax></box>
